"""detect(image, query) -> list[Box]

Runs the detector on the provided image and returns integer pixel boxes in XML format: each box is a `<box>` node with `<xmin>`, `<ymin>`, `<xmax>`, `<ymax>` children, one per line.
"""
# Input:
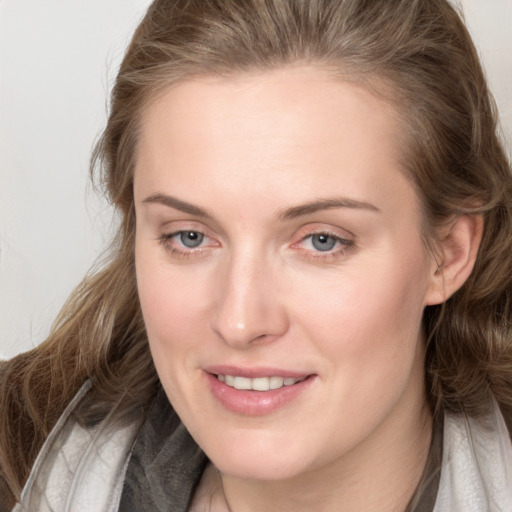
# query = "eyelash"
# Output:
<box><xmin>157</xmin><ymin>230</ymin><xmax>213</xmax><ymax>259</ymax></box>
<box><xmin>294</xmin><ymin>232</ymin><xmax>356</xmax><ymax>262</ymax></box>
<box><xmin>157</xmin><ymin>229</ymin><xmax>356</xmax><ymax>261</ymax></box>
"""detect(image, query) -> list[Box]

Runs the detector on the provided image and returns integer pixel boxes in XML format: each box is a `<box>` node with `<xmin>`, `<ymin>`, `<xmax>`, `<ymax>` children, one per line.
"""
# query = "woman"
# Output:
<box><xmin>1</xmin><ymin>0</ymin><xmax>512</xmax><ymax>510</ymax></box>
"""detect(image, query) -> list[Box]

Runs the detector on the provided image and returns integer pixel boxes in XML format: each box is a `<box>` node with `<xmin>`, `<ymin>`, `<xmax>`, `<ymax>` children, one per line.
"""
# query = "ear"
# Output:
<box><xmin>425</xmin><ymin>214</ymin><xmax>483</xmax><ymax>306</ymax></box>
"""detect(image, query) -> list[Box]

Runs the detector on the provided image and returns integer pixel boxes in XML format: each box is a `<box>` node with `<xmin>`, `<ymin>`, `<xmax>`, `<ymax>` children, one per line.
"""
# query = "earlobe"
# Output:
<box><xmin>425</xmin><ymin>214</ymin><xmax>483</xmax><ymax>306</ymax></box>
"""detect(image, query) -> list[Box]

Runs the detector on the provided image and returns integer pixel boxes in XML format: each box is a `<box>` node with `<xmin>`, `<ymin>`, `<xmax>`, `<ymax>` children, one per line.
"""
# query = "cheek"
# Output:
<box><xmin>290</xmin><ymin>247</ymin><xmax>430</xmax><ymax>382</ymax></box>
<box><xmin>136</xmin><ymin>254</ymin><xmax>214</xmax><ymax>418</ymax></box>
<box><xmin>135</xmin><ymin>249</ymin><xmax>211</xmax><ymax>359</ymax></box>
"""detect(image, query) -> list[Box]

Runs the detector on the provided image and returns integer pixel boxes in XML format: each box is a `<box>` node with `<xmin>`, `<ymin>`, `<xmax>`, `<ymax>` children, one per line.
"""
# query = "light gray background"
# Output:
<box><xmin>1</xmin><ymin>0</ymin><xmax>511</xmax><ymax>359</ymax></box>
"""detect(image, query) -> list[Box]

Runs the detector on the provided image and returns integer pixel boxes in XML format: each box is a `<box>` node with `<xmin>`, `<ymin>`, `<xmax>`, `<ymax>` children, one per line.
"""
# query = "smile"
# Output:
<box><xmin>207</xmin><ymin>371</ymin><xmax>315</xmax><ymax>415</ymax></box>
<box><xmin>217</xmin><ymin>374</ymin><xmax>306</xmax><ymax>391</ymax></box>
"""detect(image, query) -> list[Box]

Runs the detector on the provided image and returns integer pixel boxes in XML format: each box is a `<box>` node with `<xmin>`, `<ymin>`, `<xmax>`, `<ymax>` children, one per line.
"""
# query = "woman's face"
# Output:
<box><xmin>134</xmin><ymin>67</ymin><xmax>440</xmax><ymax>481</ymax></box>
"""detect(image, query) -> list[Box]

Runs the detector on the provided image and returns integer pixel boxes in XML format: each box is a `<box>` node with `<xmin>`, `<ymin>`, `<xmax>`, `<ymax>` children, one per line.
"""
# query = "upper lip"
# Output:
<box><xmin>204</xmin><ymin>365</ymin><xmax>312</xmax><ymax>379</ymax></box>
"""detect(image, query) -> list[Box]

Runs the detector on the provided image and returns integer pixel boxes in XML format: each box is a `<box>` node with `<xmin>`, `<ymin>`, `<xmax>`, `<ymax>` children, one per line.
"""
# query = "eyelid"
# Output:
<box><xmin>159</xmin><ymin>228</ymin><xmax>216</xmax><ymax>244</ymax></box>
<box><xmin>157</xmin><ymin>221</ymin><xmax>221</xmax><ymax>257</ymax></box>
<box><xmin>157</xmin><ymin>218</ymin><xmax>218</xmax><ymax>240</ymax></box>
<box><xmin>292</xmin><ymin>223</ymin><xmax>355</xmax><ymax>244</ymax></box>
<box><xmin>290</xmin><ymin>224</ymin><xmax>357</xmax><ymax>259</ymax></box>
<box><xmin>295</xmin><ymin>232</ymin><xmax>352</xmax><ymax>250</ymax></box>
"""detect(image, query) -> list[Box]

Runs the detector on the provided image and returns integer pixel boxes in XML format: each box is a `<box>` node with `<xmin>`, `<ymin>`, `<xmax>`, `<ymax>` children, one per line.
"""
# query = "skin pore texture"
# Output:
<box><xmin>133</xmin><ymin>66</ymin><xmax>479</xmax><ymax>511</ymax></box>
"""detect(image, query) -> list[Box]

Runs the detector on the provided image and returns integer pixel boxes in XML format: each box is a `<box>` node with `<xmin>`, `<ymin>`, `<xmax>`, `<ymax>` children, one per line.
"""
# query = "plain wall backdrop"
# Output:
<box><xmin>1</xmin><ymin>0</ymin><xmax>511</xmax><ymax>359</ymax></box>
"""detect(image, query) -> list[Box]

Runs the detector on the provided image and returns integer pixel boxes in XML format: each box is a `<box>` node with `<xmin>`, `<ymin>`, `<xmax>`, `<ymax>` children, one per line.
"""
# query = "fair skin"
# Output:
<box><xmin>134</xmin><ymin>67</ymin><xmax>480</xmax><ymax>511</ymax></box>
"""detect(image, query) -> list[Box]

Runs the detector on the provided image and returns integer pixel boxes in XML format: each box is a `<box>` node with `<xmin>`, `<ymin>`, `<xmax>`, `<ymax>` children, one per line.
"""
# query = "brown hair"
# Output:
<box><xmin>2</xmin><ymin>0</ymin><xmax>512</xmax><ymax>506</ymax></box>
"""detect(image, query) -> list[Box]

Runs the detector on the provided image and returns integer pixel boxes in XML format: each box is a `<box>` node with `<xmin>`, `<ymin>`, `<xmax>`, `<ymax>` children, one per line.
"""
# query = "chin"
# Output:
<box><xmin>215</xmin><ymin>457</ymin><xmax>306</xmax><ymax>481</ymax></box>
<box><xmin>202</xmin><ymin>430</ymin><xmax>314</xmax><ymax>481</ymax></box>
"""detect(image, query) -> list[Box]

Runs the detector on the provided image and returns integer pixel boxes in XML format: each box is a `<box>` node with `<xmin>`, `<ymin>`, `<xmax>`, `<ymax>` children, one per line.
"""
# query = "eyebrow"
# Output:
<box><xmin>277</xmin><ymin>197</ymin><xmax>381</xmax><ymax>220</ymax></box>
<box><xmin>142</xmin><ymin>193</ymin><xmax>212</xmax><ymax>218</ymax></box>
<box><xmin>142</xmin><ymin>193</ymin><xmax>380</xmax><ymax>220</ymax></box>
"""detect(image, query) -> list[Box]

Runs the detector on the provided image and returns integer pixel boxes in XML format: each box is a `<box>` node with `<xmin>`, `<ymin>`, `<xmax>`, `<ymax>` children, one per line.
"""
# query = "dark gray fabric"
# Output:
<box><xmin>118</xmin><ymin>388</ymin><xmax>207</xmax><ymax>512</ymax></box>
<box><xmin>406</xmin><ymin>412</ymin><xmax>443</xmax><ymax>512</ymax></box>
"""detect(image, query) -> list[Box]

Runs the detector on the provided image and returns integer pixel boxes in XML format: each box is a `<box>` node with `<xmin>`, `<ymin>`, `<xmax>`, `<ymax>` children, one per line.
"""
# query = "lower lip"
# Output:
<box><xmin>205</xmin><ymin>372</ymin><xmax>315</xmax><ymax>416</ymax></box>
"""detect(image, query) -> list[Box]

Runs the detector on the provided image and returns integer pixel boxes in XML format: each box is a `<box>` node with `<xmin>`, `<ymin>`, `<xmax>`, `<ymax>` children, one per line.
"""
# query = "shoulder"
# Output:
<box><xmin>498</xmin><ymin>401</ymin><xmax>512</xmax><ymax>440</ymax></box>
<box><xmin>434</xmin><ymin>399</ymin><xmax>512</xmax><ymax>511</ymax></box>
<box><xmin>13</xmin><ymin>381</ymin><xmax>142</xmax><ymax>512</ymax></box>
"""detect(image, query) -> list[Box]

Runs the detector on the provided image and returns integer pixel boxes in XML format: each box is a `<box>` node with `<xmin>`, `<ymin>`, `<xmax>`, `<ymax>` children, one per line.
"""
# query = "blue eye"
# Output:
<box><xmin>158</xmin><ymin>229</ymin><xmax>217</xmax><ymax>259</ymax></box>
<box><xmin>310</xmin><ymin>233</ymin><xmax>338</xmax><ymax>251</ymax></box>
<box><xmin>179</xmin><ymin>231</ymin><xmax>204</xmax><ymax>248</ymax></box>
<box><xmin>295</xmin><ymin>230</ymin><xmax>356</xmax><ymax>260</ymax></box>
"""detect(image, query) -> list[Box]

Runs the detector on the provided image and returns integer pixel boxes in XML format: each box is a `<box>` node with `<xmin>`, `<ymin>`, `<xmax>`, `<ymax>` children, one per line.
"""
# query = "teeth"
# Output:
<box><xmin>270</xmin><ymin>376</ymin><xmax>284</xmax><ymax>389</ymax></box>
<box><xmin>233</xmin><ymin>376</ymin><xmax>252</xmax><ymax>390</ymax></box>
<box><xmin>217</xmin><ymin>374</ymin><xmax>305</xmax><ymax>391</ymax></box>
<box><xmin>252</xmin><ymin>377</ymin><xmax>270</xmax><ymax>391</ymax></box>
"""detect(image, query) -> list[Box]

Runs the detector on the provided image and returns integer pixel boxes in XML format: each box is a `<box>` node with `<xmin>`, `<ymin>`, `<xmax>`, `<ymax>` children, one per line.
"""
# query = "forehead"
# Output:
<box><xmin>134</xmin><ymin>66</ymin><xmax>416</xmax><ymax>219</ymax></box>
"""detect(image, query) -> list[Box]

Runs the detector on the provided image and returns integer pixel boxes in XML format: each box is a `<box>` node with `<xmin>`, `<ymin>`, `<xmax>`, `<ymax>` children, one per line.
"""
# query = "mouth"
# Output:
<box><xmin>205</xmin><ymin>368</ymin><xmax>315</xmax><ymax>415</ymax></box>
<box><xmin>216</xmin><ymin>374</ymin><xmax>307</xmax><ymax>391</ymax></box>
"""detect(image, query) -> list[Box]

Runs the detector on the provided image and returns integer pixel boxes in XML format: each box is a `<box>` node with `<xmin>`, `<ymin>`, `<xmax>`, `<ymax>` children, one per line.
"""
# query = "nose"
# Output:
<box><xmin>211</xmin><ymin>250</ymin><xmax>289</xmax><ymax>348</ymax></box>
